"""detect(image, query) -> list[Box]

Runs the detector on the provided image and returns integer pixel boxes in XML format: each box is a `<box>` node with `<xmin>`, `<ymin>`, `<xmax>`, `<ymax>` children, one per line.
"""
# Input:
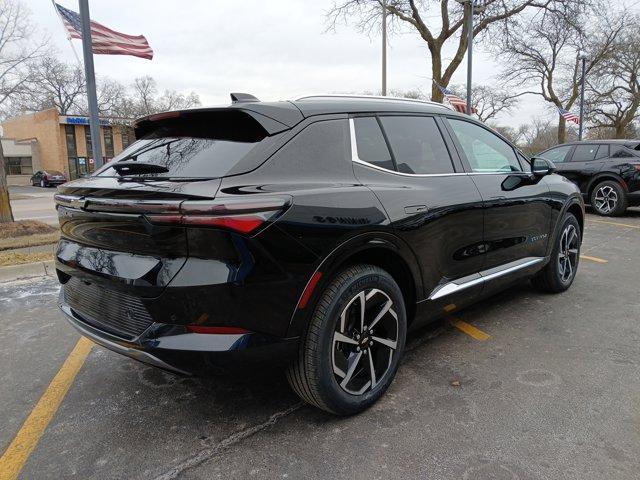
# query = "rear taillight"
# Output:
<box><xmin>145</xmin><ymin>196</ymin><xmax>291</xmax><ymax>234</ymax></box>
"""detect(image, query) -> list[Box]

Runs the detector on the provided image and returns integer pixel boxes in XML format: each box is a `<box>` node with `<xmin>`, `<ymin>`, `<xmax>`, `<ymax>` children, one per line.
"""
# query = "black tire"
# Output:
<box><xmin>532</xmin><ymin>213</ymin><xmax>581</xmax><ymax>293</ymax></box>
<box><xmin>287</xmin><ymin>264</ymin><xmax>407</xmax><ymax>415</ymax></box>
<box><xmin>590</xmin><ymin>180</ymin><xmax>627</xmax><ymax>216</ymax></box>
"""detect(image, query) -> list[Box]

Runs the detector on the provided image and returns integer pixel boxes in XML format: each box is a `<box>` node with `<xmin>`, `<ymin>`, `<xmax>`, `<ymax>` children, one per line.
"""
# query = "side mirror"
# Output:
<box><xmin>531</xmin><ymin>157</ymin><xmax>556</xmax><ymax>177</ymax></box>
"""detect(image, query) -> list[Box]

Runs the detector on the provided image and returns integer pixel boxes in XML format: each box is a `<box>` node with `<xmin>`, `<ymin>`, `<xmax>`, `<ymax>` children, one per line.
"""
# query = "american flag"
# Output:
<box><xmin>435</xmin><ymin>83</ymin><xmax>475</xmax><ymax>114</ymax></box>
<box><xmin>557</xmin><ymin>107</ymin><xmax>580</xmax><ymax>125</ymax></box>
<box><xmin>55</xmin><ymin>3</ymin><xmax>153</xmax><ymax>60</ymax></box>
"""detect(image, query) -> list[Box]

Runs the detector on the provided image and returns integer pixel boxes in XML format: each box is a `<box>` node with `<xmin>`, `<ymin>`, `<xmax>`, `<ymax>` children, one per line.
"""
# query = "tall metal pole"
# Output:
<box><xmin>578</xmin><ymin>57</ymin><xmax>586</xmax><ymax>141</ymax></box>
<box><xmin>78</xmin><ymin>0</ymin><xmax>103</xmax><ymax>168</ymax></box>
<box><xmin>466</xmin><ymin>0</ymin><xmax>474</xmax><ymax>115</ymax></box>
<box><xmin>382</xmin><ymin>0</ymin><xmax>387</xmax><ymax>96</ymax></box>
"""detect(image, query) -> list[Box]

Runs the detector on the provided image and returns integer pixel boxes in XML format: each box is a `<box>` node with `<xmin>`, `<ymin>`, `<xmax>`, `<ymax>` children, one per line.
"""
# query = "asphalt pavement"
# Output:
<box><xmin>0</xmin><ymin>211</ymin><xmax>639</xmax><ymax>480</ymax></box>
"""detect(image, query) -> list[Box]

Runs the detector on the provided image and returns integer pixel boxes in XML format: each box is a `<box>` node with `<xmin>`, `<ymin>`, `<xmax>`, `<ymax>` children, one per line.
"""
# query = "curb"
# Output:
<box><xmin>0</xmin><ymin>260</ymin><xmax>55</xmax><ymax>283</ymax></box>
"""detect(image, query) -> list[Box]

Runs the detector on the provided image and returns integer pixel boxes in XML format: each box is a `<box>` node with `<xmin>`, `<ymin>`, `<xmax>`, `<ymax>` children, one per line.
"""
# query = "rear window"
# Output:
<box><xmin>380</xmin><ymin>116</ymin><xmax>454</xmax><ymax>174</ymax></box>
<box><xmin>96</xmin><ymin>110</ymin><xmax>279</xmax><ymax>179</ymax></box>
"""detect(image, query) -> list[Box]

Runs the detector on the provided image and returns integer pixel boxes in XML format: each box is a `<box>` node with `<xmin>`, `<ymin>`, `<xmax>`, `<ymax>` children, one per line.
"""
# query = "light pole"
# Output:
<box><xmin>456</xmin><ymin>0</ymin><xmax>486</xmax><ymax>115</ymax></box>
<box><xmin>578</xmin><ymin>51</ymin><xmax>587</xmax><ymax>141</ymax></box>
<box><xmin>382</xmin><ymin>0</ymin><xmax>387</xmax><ymax>96</ymax></box>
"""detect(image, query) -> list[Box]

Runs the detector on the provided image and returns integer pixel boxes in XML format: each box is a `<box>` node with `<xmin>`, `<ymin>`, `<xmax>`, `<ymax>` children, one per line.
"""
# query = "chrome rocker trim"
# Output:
<box><xmin>429</xmin><ymin>257</ymin><xmax>545</xmax><ymax>300</ymax></box>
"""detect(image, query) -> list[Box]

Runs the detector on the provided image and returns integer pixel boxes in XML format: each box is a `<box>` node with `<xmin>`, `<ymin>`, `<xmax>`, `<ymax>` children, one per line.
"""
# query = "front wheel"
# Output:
<box><xmin>40</xmin><ymin>179</ymin><xmax>46</xmax><ymax>188</ymax></box>
<box><xmin>532</xmin><ymin>213</ymin><xmax>581</xmax><ymax>293</ymax></box>
<box><xmin>287</xmin><ymin>264</ymin><xmax>407</xmax><ymax>415</ymax></box>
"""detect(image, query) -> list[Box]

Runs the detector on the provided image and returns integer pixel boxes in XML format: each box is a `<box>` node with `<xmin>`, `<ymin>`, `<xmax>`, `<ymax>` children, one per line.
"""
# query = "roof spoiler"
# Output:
<box><xmin>230</xmin><ymin>93</ymin><xmax>260</xmax><ymax>103</ymax></box>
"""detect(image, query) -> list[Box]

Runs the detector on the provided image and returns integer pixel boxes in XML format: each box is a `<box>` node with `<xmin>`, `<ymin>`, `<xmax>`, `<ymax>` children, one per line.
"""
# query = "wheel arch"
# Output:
<box><xmin>586</xmin><ymin>173</ymin><xmax>628</xmax><ymax>200</ymax></box>
<box><xmin>286</xmin><ymin>232</ymin><xmax>423</xmax><ymax>337</ymax></box>
<box><xmin>547</xmin><ymin>196</ymin><xmax>585</xmax><ymax>257</ymax></box>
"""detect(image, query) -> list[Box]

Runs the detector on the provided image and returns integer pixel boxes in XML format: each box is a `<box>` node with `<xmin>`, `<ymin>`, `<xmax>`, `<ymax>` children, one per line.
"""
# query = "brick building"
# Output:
<box><xmin>2</xmin><ymin>108</ymin><xmax>134</xmax><ymax>183</ymax></box>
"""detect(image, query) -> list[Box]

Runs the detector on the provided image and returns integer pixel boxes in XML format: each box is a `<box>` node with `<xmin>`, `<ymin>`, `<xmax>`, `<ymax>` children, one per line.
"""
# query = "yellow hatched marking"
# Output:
<box><xmin>580</xmin><ymin>255</ymin><xmax>608</xmax><ymax>264</ymax></box>
<box><xmin>449</xmin><ymin>318</ymin><xmax>490</xmax><ymax>341</ymax></box>
<box><xmin>588</xmin><ymin>219</ymin><xmax>640</xmax><ymax>230</ymax></box>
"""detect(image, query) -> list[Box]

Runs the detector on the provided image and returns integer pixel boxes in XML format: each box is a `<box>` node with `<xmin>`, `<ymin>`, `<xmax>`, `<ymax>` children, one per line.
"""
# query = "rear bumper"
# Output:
<box><xmin>58</xmin><ymin>292</ymin><xmax>298</xmax><ymax>375</ymax></box>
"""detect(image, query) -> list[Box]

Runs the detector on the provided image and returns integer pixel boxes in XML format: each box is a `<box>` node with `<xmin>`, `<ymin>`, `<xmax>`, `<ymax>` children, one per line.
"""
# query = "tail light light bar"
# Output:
<box><xmin>54</xmin><ymin>194</ymin><xmax>291</xmax><ymax>234</ymax></box>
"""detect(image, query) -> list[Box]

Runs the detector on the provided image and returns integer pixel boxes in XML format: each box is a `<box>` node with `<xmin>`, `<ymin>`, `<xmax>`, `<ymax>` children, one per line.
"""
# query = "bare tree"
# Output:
<box><xmin>157</xmin><ymin>90</ymin><xmax>200</xmax><ymax>112</ymax></box>
<box><xmin>500</xmin><ymin>8</ymin><xmax>621</xmax><ymax>143</ymax></box>
<box><xmin>132</xmin><ymin>75</ymin><xmax>157</xmax><ymax>116</ymax></box>
<box><xmin>327</xmin><ymin>0</ymin><xmax>583</xmax><ymax>103</ymax></box>
<box><xmin>586</xmin><ymin>20</ymin><xmax>640</xmax><ymax>139</ymax></box>
<box><xmin>12</xmin><ymin>56</ymin><xmax>85</xmax><ymax>114</ymax></box>
<box><xmin>0</xmin><ymin>0</ymin><xmax>48</xmax><ymax>223</ymax></box>
<box><xmin>96</xmin><ymin>77</ymin><xmax>127</xmax><ymax>116</ymax></box>
<box><xmin>449</xmin><ymin>83</ymin><xmax>520</xmax><ymax>122</ymax></box>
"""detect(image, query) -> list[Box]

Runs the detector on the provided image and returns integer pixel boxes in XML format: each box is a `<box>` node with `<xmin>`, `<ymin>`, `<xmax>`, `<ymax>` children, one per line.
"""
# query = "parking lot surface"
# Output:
<box><xmin>1</xmin><ymin>211</ymin><xmax>639</xmax><ymax>480</ymax></box>
<box><xmin>9</xmin><ymin>186</ymin><xmax>58</xmax><ymax>226</ymax></box>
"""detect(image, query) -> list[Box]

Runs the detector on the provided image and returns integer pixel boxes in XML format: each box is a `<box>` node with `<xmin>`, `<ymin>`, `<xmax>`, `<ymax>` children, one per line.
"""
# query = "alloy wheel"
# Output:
<box><xmin>557</xmin><ymin>224</ymin><xmax>579</xmax><ymax>283</ymax></box>
<box><xmin>331</xmin><ymin>288</ymin><xmax>399</xmax><ymax>395</ymax></box>
<box><xmin>594</xmin><ymin>185</ymin><xmax>618</xmax><ymax>214</ymax></box>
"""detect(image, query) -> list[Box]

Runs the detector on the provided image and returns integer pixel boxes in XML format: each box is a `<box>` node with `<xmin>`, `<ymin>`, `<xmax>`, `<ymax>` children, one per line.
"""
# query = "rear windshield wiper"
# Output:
<box><xmin>113</xmin><ymin>161</ymin><xmax>169</xmax><ymax>176</ymax></box>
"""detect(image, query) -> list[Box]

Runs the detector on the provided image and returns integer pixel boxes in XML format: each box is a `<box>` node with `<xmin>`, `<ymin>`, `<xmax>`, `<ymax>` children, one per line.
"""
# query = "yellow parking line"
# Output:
<box><xmin>588</xmin><ymin>219</ymin><xmax>640</xmax><ymax>230</ymax></box>
<box><xmin>449</xmin><ymin>318</ymin><xmax>490</xmax><ymax>341</ymax></box>
<box><xmin>0</xmin><ymin>337</ymin><xmax>93</xmax><ymax>480</ymax></box>
<box><xmin>580</xmin><ymin>255</ymin><xmax>608</xmax><ymax>264</ymax></box>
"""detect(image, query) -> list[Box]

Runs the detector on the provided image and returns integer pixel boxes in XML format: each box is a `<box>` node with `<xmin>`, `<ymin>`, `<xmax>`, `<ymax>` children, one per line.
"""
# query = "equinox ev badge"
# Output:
<box><xmin>530</xmin><ymin>233</ymin><xmax>548</xmax><ymax>243</ymax></box>
<box><xmin>313</xmin><ymin>216</ymin><xmax>370</xmax><ymax>225</ymax></box>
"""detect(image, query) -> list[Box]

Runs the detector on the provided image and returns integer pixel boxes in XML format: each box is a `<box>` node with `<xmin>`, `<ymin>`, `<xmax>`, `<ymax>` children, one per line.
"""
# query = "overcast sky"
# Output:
<box><xmin>30</xmin><ymin>0</ymin><xmax>640</xmax><ymax>127</ymax></box>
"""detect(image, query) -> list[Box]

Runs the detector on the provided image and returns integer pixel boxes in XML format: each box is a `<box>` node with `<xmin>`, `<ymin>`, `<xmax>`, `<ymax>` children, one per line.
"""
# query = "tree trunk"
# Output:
<box><xmin>0</xmin><ymin>140</ymin><xmax>14</xmax><ymax>223</ymax></box>
<box><xmin>430</xmin><ymin>47</ymin><xmax>444</xmax><ymax>103</ymax></box>
<box><xmin>557</xmin><ymin>116</ymin><xmax>567</xmax><ymax>144</ymax></box>
<box><xmin>615</xmin><ymin>122</ymin><xmax>626</xmax><ymax>139</ymax></box>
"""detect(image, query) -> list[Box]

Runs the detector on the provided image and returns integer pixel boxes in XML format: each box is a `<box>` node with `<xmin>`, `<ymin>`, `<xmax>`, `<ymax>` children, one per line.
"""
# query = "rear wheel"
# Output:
<box><xmin>287</xmin><ymin>264</ymin><xmax>407</xmax><ymax>415</ymax></box>
<box><xmin>532</xmin><ymin>213</ymin><xmax>581</xmax><ymax>293</ymax></box>
<box><xmin>590</xmin><ymin>180</ymin><xmax>627</xmax><ymax>216</ymax></box>
<box><xmin>40</xmin><ymin>179</ymin><xmax>46</xmax><ymax>188</ymax></box>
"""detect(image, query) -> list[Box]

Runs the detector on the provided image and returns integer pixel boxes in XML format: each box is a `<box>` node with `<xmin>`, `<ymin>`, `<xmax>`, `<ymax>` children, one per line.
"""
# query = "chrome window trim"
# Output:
<box><xmin>428</xmin><ymin>257</ymin><xmax>545</xmax><ymax>300</ymax></box>
<box><xmin>348</xmin><ymin>117</ymin><xmax>468</xmax><ymax>178</ymax></box>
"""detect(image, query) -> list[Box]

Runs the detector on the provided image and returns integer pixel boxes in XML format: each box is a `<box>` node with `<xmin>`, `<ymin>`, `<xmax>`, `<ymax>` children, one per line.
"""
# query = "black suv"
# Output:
<box><xmin>539</xmin><ymin>140</ymin><xmax>640</xmax><ymax>216</ymax></box>
<box><xmin>55</xmin><ymin>94</ymin><xmax>584</xmax><ymax>415</ymax></box>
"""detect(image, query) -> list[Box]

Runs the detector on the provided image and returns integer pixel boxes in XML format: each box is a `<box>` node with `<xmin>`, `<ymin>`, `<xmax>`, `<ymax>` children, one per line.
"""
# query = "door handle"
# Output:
<box><xmin>404</xmin><ymin>205</ymin><xmax>428</xmax><ymax>214</ymax></box>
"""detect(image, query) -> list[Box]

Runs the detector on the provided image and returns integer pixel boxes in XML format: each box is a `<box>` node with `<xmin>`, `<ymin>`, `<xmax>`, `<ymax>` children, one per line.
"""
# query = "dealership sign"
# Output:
<box><xmin>59</xmin><ymin>115</ymin><xmax>132</xmax><ymax>126</ymax></box>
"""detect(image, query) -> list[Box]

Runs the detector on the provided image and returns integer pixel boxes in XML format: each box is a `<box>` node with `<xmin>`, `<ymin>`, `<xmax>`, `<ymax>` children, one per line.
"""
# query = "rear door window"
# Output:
<box><xmin>352</xmin><ymin>117</ymin><xmax>394</xmax><ymax>170</ymax></box>
<box><xmin>594</xmin><ymin>144</ymin><xmax>609</xmax><ymax>159</ymax></box>
<box><xmin>571</xmin><ymin>145</ymin><xmax>599</xmax><ymax>162</ymax></box>
<box><xmin>379</xmin><ymin>116</ymin><xmax>454</xmax><ymax>174</ymax></box>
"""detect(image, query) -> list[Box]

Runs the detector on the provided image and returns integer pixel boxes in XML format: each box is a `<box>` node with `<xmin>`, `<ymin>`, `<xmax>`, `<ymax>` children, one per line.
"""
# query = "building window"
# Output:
<box><xmin>85</xmin><ymin>126</ymin><xmax>92</xmax><ymax>157</ymax></box>
<box><xmin>65</xmin><ymin>124</ymin><xmax>77</xmax><ymax>157</ymax></box>
<box><xmin>121</xmin><ymin>126</ymin><xmax>134</xmax><ymax>148</ymax></box>
<box><xmin>103</xmin><ymin>126</ymin><xmax>114</xmax><ymax>157</ymax></box>
<box><xmin>5</xmin><ymin>157</ymin><xmax>33</xmax><ymax>175</ymax></box>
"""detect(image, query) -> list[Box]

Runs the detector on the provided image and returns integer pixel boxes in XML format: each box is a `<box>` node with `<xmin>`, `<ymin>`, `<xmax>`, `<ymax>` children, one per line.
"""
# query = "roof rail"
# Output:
<box><xmin>294</xmin><ymin>94</ymin><xmax>451</xmax><ymax>110</ymax></box>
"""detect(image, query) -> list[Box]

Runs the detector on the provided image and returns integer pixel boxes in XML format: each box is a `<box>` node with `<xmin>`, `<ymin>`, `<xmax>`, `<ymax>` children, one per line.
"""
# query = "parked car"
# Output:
<box><xmin>54</xmin><ymin>94</ymin><xmax>584</xmax><ymax>415</ymax></box>
<box><xmin>31</xmin><ymin>170</ymin><xmax>67</xmax><ymax>187</ymax></box>
<box><xmin>538</xmin><ymin>140</ymin><xmax>640</xmax><ymax>216</ymax></box>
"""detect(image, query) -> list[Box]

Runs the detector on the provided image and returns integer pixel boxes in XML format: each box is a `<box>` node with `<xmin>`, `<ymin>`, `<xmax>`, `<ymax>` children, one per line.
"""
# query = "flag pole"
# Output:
<box><xmin>78</xmin><ymin>0</ymin><xmax>103</xmax><ymax>168</ymax></box>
